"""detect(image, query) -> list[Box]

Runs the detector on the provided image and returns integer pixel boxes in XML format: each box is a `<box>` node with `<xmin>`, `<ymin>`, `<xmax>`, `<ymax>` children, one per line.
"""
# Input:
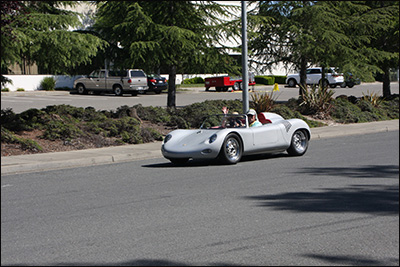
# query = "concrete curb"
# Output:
<box><xmin>1</xmin><ymin>120</ymin><xmax>398</xmax><ymax>175</ymax></box>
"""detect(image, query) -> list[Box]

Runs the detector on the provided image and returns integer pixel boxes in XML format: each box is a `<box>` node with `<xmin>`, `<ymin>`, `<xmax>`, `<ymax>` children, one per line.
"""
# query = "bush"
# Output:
<box><xmin>274</xmin><ymin>76</ymin><xmax>287</xmax><ymax>84</ymax></box>
<box><xmin>1</xmin><ymin>126</ymin><xmax>43</xmax><ymax>152</ymax></box>
<box><xmin>299</xmin><ymin>85</ymin><xmax>334</xmax><ymax>119</ymax></box>
<box><xmin>40</xmin><ymin>77</ymin><xmax>56</xmax><ymax>91</ymax></box>
<box><xmin>183</xmin><ymin>77</ymin><xmax>204</xmax><ymax>84</ymax></box>
<box><xmin>1</xmin><ymin>87</ymin><xmax>10</xmax><ymax>92</ymax></box>
<box><xmin>17</xmin><ymin>88</ymin><xmax>25</xmax><ymax>91</ymax></box>
<box><xmin>250</xmin><ymin>91</ymin><xmax>278</xmax><ymax>113</ymax></box>
<box><xmin>255</xmin><ymin>76</ymin><xmax>274</xmax><ymax>85</ymax></box>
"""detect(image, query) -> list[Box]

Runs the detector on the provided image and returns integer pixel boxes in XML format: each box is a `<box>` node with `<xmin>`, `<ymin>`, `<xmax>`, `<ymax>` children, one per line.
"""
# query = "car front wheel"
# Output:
<box><xmin>287</xmin><ymin>130</ymin><xmax>309</xmax><ymax>156</ymax></box>
<box><xmin>287</xmin><ymin>79</ymin><xmax>297</xmax><ymax>87</ymax></box>
<box><xmin>219</xmin><ymin>133</ymin><xmax>242</xmax><ymax>164</ymax></box>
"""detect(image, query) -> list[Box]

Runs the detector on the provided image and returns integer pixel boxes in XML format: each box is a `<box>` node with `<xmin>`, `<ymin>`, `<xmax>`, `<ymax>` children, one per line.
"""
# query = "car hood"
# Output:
<box><xmin>166</xmin><ymin>129</ymin><xmax>220</xmax><ymax>146</ymax></box>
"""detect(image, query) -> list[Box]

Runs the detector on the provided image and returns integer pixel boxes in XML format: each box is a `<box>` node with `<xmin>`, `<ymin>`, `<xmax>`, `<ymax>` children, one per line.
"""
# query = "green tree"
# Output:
<box><xmin>360</xmin><ymin>1</ymin><xmax>399</xmax><ymax>98</ymax></box>
<box><xmin>93</xmin><ymin>1</ymin><xmax>241</xmax><ymax>108</ymax></box>
<box><xmin>249</xmin><ymin>1</ymin><xmax>399</xmax><ymax>97</ymax></box>
<box><xmin>1</xmin><ymin>1</ymin><xmax>107</xmax><ymax>76</ymax></box>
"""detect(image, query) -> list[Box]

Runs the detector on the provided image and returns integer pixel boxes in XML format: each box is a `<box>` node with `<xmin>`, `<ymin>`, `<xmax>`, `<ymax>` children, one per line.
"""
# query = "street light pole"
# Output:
<box><xmin>241</xmin><ymin>0</ymin><xmax>249</xmax><ymax>114</ymax></box>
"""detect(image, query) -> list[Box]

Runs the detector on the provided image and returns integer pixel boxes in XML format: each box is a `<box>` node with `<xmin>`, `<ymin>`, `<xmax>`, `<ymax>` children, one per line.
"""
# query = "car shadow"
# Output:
<box><xmin>142</xmin><ymin>152</ymin><xmax>290</xmax><ymax>168</ymax></box>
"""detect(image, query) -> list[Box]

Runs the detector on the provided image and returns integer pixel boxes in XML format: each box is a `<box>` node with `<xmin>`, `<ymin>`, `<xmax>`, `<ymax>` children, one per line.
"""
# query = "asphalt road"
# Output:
<box><xmin>1</xmin><ymin>131</ymin><xmax>398</xmax><ymax>266</ymax></box>
<box><xmin>1</xmin><ymin>82</ymin><xmax>399</xmax><ymax>113</ymax></box>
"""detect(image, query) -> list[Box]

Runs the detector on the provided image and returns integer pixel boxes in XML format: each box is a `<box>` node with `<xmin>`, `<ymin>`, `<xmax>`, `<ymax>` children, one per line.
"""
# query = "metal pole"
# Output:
<box><xmin>241</xmin><ymin>1</ymin><xmax>249</xmax><ymax>114</ymax></box>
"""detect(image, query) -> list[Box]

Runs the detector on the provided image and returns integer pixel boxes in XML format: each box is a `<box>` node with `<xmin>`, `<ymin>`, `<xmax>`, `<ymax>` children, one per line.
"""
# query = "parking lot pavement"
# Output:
<box><xmin>1</xmin><ymin>120</ymin><xmax>398</xmax><ymax>175</ymax></box>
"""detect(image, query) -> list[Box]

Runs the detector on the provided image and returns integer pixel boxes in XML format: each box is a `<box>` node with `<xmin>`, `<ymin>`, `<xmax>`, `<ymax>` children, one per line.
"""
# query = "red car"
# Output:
<box><xmin>205</xmin><ymin>73</ymin><xmax>255</xmax><ymax>92</ymax></box>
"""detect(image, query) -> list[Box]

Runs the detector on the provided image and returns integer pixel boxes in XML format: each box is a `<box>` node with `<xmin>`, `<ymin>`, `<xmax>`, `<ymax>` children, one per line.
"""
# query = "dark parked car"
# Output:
<box><xmin>147</xmin><ymin>74</ymin><xmax>168</xmax><ymax>94</ymax></box>
<box><xmin>340</xmin><ymin>73</ymin><xmax>361</xmax><ymax>88</ymax></box>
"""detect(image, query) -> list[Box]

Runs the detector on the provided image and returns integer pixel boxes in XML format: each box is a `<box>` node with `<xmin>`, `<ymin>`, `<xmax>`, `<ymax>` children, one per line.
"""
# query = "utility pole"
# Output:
<box><xmin>241</xmin><ymin>1</ymin><xmax>249</xmax><ymax>114</ymax></box>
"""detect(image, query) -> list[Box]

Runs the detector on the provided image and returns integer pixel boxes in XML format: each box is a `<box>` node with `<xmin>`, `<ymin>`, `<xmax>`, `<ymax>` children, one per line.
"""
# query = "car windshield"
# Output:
<box><xmin>200</xmin><ymin>114</ymin><xmax>247</xmax><ymax>129</ymax></box>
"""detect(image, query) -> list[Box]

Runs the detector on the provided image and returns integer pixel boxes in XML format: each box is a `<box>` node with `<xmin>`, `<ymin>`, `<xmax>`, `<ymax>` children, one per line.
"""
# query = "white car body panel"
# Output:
<box><xmin>161</xmin><ymin>112</ymin><xmax>311</xmax><ymax>162</ymax></box>
<box><xmin>286</xmin><ymin>67</ymin><xmax>344</xmax><ymax>86</ymax></box>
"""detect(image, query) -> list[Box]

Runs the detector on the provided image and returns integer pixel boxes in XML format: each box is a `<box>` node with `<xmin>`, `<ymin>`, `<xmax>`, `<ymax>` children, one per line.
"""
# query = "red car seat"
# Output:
<box><xmin>258</xmin><ymin>113</ymin><xmax>272</xmax><ymax>124</ymax></box>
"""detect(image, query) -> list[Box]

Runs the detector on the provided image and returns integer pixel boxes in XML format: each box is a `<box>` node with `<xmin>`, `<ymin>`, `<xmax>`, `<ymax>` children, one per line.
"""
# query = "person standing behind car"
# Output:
<box><xmin>247</xmin><ymin>109</ymin><xmax>262</xmax><ymax>127</ymax></box>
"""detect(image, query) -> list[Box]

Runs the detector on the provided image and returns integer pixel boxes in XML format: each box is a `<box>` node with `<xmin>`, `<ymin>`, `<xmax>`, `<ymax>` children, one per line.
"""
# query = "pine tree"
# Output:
<box><xmin>249</xmin><ymin>1</ymin><xmax>399</xmax><ymax>97</ymax></box>
<box><xmin>93</xmin><ymin>1</ymin><xmax>241</xmax><ymax>108</ymax></box>
<box><xmin>1</xmin><ymin>1</ymin><xmax>107</xmax><ymax>75</ymax></box>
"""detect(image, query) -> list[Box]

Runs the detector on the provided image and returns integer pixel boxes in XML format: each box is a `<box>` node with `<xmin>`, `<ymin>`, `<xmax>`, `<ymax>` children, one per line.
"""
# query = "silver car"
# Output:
<box><xmin>162</xmin><ymin>112</ymin><xmax>311</xmax><ymax>165</ymax></box>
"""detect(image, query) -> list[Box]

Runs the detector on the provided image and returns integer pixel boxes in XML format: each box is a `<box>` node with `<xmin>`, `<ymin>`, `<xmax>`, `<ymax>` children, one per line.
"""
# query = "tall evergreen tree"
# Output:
<box><xmin>359</xmin><ymin>1</ymin><xmax>399</xmax><ymax>97</ymax></box>
<box><xmin>249</xmin><ymin>1</ymin><xmax>399</xmax><ymax>97</ymax></box>
<box><xmin>93</xmin><ymin>1</ymin><xmax>241</xmax><ymax>108</ymax></box>
<box><xmin>1</xmin><ymin>1</ymin><xmax>107</xmax><ymax>76</ymax></box>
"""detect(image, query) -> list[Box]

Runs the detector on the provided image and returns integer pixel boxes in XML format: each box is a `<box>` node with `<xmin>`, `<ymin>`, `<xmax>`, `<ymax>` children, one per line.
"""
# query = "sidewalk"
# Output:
<box><xmin>1</xmin><ymin>120</ymin><xmax>398</xmax><ymax>175</ymax></box>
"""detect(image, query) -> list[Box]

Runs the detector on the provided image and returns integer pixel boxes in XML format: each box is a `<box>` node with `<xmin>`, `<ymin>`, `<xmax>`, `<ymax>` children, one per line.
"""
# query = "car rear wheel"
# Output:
<box><xmin>340</xmin><ymin>82</ymin><xmax>347</xmax><ymax>88</ymax></box>
<box><xmin>76</xmin><ymin>84</ymin><xmax>87</xmax><ymax>95</ymax></box>
<box><xmin>347</xmin><ymin>81</ymin><xmax>355</xmax><ymax>88</ymax></box>
<box><xmin>219</xmin><ymin>133</ymin><xmax>242</xmax><ymax>164</ymax></box>
<box><xmin>287</xmin><ymin>130</ymin><xmax>309</xmax><ymax>156</ymax></box>
<box><xmin>114</xmin><ymin>86</ymin><xmax>123</xmax><ymax>96</ymax></box>
<box><xmin>287</xmin><ymin>79</ymin><xmax>297</xmax><ymax>87</ymax></box>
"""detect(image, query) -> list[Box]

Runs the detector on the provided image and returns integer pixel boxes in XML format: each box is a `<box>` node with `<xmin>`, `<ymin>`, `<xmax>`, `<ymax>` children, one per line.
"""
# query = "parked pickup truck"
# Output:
<box><xmin>73</xmin><ymin>69</ymin><xmax>149</xmax><ymax>96</ymax></box>
<box><xmin>205</xmin><ymin>73</ymin><xmax>256</xmax><ymax>92</ymax></box>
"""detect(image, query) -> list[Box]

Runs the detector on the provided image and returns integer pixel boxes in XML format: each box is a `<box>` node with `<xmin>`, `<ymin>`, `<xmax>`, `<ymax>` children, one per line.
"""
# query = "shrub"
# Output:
<box><xmin>183</xmin><ymin>77</ymin><xmax>204</xmax><ymax>84</ymax></box>
<box><xmin>17</xmin><ymin>88</ymin><xmax>25</xmax><ymax>91</ymax></box>
<box><xmin>255</xmin><ymin>76</ymin><xmax>274</xmax><ymax>85</ymax></box>
<box><xmin>361</xmin><ymin>90</ymin><xmax>383</xmax><ymax>107</ymax></box>
<box><xmin>1</xmin><ymin>126</ymin><xmax>43</xmax><ymax>152</ymax></box>
<box><xmin>274</xmin><ymin>76</ymin><xmax>287</xmax><ymax>84</ymax></box>
<box><xmin>40</xmin><ymin>77</ymin><xmax>56</xmax><ymax>91</ymax></box>
<box><xmin>250</xmin><ymin>91</ymin><xmax>278</xmax><ymax>113</ymax></box>
<box><xmin>299</xmin><ymin>84</ymin><xmax>334</xmax><ymax>119</ymax></box>
<box><xmin>1</xmin><ymin>87</ymin><xmax>10</xmax><ymax>92</ymax></box>
<box><xmin>141</xmin><ymin>127</ymin><xmax>163</xmax><ymax>142</ymax></box>
<box><xmin>41</xmin><ymin>120</ymin><xmax>84</xmax><ymax>141</ymax></box>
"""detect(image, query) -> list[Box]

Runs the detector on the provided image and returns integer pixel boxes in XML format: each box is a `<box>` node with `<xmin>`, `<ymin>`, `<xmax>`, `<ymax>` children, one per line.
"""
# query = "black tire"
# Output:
<box><xmin>329</xmin><ymin>84</ymin><xmax>337</xmax><ymax>88</ymax></box>
<box><xmin>233</xmin><ymin>82</ymin><xmax>240</xmax><ymax>91</ymax></box>
<box><xmin>76</xmin><ymin>84</ymin><xmax>87</xmax><ymax>95</ymax></box>
<box><xmin>114</xmin><ymin>86</ymin><xmax>123</xmax><ymax>96</ymax></box>
<box><xmin>287</xmin><ymin>130</ymin><xmax>309</xmax><ymax>156</ymax></box>
<box><xmin>287</xmin><ymin>79</ymin><xmax>297</xmax><ymax>87</ymax></box>
<box><xmin>155</xmin><ymin>90</ymin><xmax>161</xmax><ymax>94</ymax></box>
<box><xmin>347</xmin><ymin>82</ymin><xmax>355</xmax><ymax>88</ymax></box>
<box><xmin>216</xmin><ymin>87</ymin><xmax>222</xmax><ymax>92</ymax></box>
<box><xmin>219</xmin><ymin>133</ymin><xmax>242</xmax><ymax>164</ymax></box>
<box><xmin>170</xmin><ymin>158</ymin><xmax>189</xmax><ymax>165</ymax></box>
<box><xmin>131</xmin><ymin>91</ymin><xmax>138</xmax><ymax>96</ymax></box>
<box><xmin>340</xmin><ymin>82</ymin><xmax>347</xmax><ymax>88</ymax></box>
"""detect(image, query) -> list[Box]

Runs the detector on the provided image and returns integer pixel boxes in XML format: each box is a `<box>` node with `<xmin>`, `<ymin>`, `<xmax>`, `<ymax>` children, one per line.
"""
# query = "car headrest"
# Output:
<box><xmin>258</xmin><ymin>113</ymin><xmax>272</xmax><ymax>124</ymax></box>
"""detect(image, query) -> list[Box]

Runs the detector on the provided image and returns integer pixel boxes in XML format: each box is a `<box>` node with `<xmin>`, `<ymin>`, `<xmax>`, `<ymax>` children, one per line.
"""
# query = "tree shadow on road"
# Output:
<box><xmin>243</xmin><ymin>165</ymin><xmax>399</xmax><ymax>215</ymax></box>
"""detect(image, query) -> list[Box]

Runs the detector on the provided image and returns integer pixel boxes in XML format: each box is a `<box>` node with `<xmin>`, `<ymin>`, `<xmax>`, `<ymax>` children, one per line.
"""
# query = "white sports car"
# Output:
<box><xmin>161</xmin><ymin>112</ymin><xmax>311</xmax><ymax>164</ymax></box>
